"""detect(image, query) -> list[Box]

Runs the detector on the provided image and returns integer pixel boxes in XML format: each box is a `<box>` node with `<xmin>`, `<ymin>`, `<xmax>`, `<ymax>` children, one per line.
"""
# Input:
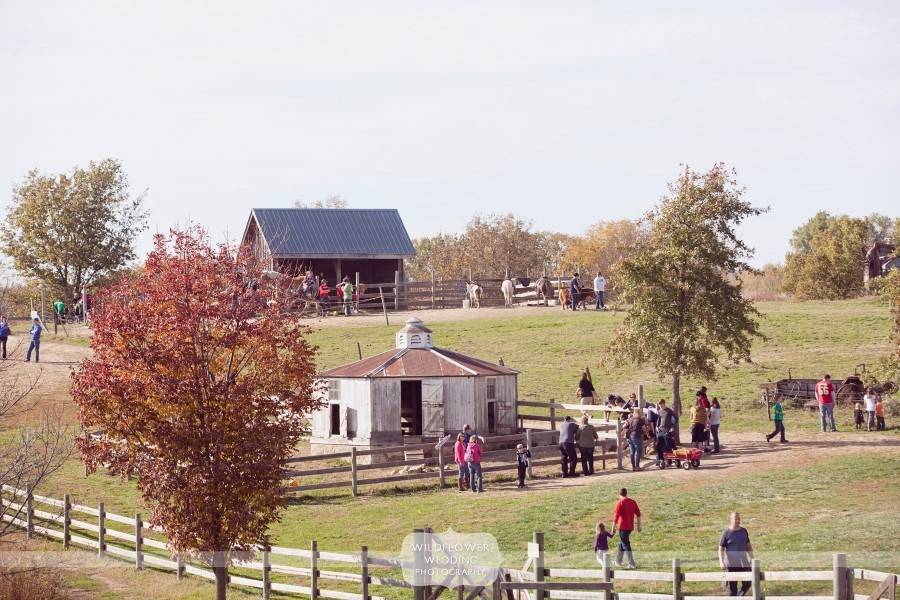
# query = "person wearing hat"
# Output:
<box><xmin>25</xmin><ymin>317</ymin><xmax>42</xmax><ymax>363</ymax></box>
<box><xmin>515</xmin><ymin>443</ymin><xmax>531</xmax><ymax>488</ymax></box>
<box><xmin>569</xmin><ymin>272</ymin><xmax>582</xmax><ymax>310</ymax></box>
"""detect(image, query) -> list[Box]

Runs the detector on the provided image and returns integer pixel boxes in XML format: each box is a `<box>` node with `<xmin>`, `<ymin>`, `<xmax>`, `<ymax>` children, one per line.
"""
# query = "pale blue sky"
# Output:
<box><xmin>1</xmin><ymin>1</ymin><xmax>898</xmax><ymax>267</ymax></box>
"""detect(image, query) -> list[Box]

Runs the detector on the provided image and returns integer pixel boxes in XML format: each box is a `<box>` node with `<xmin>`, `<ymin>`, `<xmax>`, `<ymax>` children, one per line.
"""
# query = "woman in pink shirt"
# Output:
<box><xmin>454</xmin><ymin>433</ymin><xmax>469</xmax><ymax>491</ymax></box>
<box><xmin>465</xmin><ymin>436</ymin><xmax>484</xmax><ymax>493</ymax></box>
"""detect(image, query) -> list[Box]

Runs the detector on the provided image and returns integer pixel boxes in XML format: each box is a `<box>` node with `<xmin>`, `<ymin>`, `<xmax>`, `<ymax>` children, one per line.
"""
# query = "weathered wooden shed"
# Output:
<box><xmin>310</xmin><ymin>317</ymin><xmax>518</xmax><ymax>456</ymax></box>
<box><xmin>241</xmin><ymin>208</ymin><xmax>415</xmax><ymax>284</ymax></box>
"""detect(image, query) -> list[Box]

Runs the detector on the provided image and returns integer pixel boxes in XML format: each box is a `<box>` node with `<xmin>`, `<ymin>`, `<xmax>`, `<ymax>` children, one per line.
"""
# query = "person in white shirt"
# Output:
<box><xmin>593</xmin><ymin>271</ymin><xmax>607</xmax><ymax>310</ymax></box>
<box><xmin>863</xmin><ymin>388</ymin><xmax>878</xmax><ymax>432</ymax></box>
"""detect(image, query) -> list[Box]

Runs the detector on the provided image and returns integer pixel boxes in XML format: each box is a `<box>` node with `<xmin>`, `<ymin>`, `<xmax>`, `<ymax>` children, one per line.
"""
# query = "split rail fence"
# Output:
<box><xmin>1</xmin><ymin>489</ymin><xmax>896</xmax><ymax>600</ymax></box>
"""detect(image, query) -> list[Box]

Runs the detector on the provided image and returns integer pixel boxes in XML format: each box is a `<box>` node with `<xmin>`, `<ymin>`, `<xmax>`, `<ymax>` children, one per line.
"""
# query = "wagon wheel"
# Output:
<box><xmin>681</xmin><ymin>461</ymin><xmax>691</xmax><ymax>470</ymax></box>
<box><xmin>690</xmin><ymin>459</ymin><xmax>700</xmax><ymax>468</ymax></box>
<box><xmin>781</xmin><ymin>379</ymin><xmax>801</xmax><ymax>402</ymax></box>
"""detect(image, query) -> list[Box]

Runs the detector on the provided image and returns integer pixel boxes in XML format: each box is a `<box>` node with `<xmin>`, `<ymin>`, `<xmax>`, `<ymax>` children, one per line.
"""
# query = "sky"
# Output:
<box><xmin>1</xmin><ymin>1</ymin><xmax>898</xmax><ymax>267</ymax></box>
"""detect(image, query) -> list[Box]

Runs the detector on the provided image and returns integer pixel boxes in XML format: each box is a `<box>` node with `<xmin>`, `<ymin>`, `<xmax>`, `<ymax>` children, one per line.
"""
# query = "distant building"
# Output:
<box><xmin>241</xmin><ymin>208</ymin><xmax>415</xmax><ymax>284</ymax></box>
<box><xmin>310</xmin><ymin>317</ymin><xmax>519</xmax><ymax>456</ymax></box>
<box><xmin>864</xmin><ymin>242</ymin><xmax>898</xmax><ymax>288</ymax></box>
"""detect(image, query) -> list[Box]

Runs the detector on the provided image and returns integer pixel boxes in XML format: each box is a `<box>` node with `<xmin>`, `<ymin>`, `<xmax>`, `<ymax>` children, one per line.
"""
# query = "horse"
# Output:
<box><xmin>466</xmin><ymin>282</ymin><xmax>482</xmax><ymax>308</ymax></box>
<box><xmin>535</xmin><ymin>277</ymin><xmax>553</xmax><ymax>306</ymax></box>
<box><xmin>501</xmin><ymin>279</ymin><xmax>515</xmax><ymax>308</ymax></box>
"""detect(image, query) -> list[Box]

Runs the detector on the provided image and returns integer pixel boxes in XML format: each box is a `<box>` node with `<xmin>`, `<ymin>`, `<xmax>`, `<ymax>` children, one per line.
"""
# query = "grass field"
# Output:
<box><xmin>5</xmin><ymin>298</ymin><xmax>899</xmax><ymax>599</ymax></box>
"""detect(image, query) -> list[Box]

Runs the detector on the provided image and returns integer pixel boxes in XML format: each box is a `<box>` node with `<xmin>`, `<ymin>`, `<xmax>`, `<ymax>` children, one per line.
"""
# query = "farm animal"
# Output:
<box><xmin>501</xmin><ymin>279</ymin><xmax>515</xmax><ymax>308</ymax></box>
<box><xmin>466</xmin><ymin>282</ymin><xmax>482</xmax><ymax>308</ymax></box>
<box><xmin>559</xmin><ymin>287</ymin><xmax>597</xmax><ymax>310</ymax></box>
<box><xmin>558</xmin><ymin>287</ymin><xmax>570</xmax><ymax>309</ymax></box>
<box><xmin>535</xmin><ymin>277</ymin><xmax>553</xmax><ymax>306</ymax></box>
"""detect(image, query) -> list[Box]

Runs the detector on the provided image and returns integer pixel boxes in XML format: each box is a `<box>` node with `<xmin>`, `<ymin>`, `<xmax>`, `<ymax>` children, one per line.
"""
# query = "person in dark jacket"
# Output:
<box><xmin>0</xmin><ymin>317</ymin><xmax>9</xmax><ymax>359</ymax></box>
<box><xmin>577</xmin><ymin>415</ymin><xmax>599</xmax><ymax>475</ymax></box>
<box><xmin>578</xmin><ymin>370</ymin><xmax>595</xmax><ymax>404</ymax></box>
<box><xmin>569</xmin><ymin>272</ymin><xmax>581</xmax><ymax>310</ymax></box>
<box><xmin>655</xmin><ymin>399</ymin><xmax>677</xmax><ymax>467</ymax></box>
<box><xmin>515</xmin><ymin>443</ymin><xmax>531</xmax><ymax>488</ymax></box>
<box><xmin>25</xmin><ymin>318</ymin><xmax>42</xmax><ymax>363</ymax></box>
<box><xmin>558</xmin><ymin>416</ymin><xmax>579</xmax><ymax>477</ymax></box>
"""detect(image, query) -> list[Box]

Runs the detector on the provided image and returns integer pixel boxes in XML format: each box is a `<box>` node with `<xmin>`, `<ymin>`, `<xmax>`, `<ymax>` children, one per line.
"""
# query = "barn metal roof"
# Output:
<box><xmin>319</xmin><ymin>347</ymin><xmax>518</xmax><ymax>378</ymax></box>
<box><xmin>247</xmin><ymin>208</ymin><xmax>415</xmax><ymax>258</ymax></box>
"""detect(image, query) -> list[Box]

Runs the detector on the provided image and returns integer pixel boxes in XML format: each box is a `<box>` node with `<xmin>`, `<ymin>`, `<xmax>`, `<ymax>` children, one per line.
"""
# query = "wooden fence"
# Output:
<box><xmin>283</xmin><ymin>428</ymin><xmax>619</xmax><ymax>496</ymax></box>
<box><xmin>1</xmin><ymin>488</ymin><xmax>896</xmax><ymax>600</ymax></box>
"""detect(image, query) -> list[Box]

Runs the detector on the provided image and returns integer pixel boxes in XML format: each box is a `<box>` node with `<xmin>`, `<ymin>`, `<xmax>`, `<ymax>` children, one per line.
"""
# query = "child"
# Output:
<box><xmin>875</xmin><ymin>398</ymin><xmax>885</xmax><ymax>431</ymax></box>
<box><xmin>864</xmin><ymin>388</ymin><xmax>878</xmax><ymax>432</ymax></box>
<box><xmin>594</xmin><ymin>522</ymin><xmax>614</xmax><ymax>564</ymax></box>
<box><xmin>0</xmin><ymin>316</ymin><xmax>9</xmax><ymax>360</ymax></box>
<box><xmin>464</xmin><ymin>436</ymin><xmax>484</xmax><ymax>493</ymax></box>
<box><xmin>765</xmin><ymin>397</ymin><xmax>788</xmax><ymax>443</ymax></box>
<box><xmin>853</xmin><ymin>401</ymin><xmax>864</xmax><ymax>431</ymax></box>
<box><xmin>515</xmin><ymin>443</ymin><xmax>531</xmax><ymax>488</ymax></box>
<box><xmin>454</xmin><ymin>433</ymin><xmax>469</xmax><ymax>492</ymax></box>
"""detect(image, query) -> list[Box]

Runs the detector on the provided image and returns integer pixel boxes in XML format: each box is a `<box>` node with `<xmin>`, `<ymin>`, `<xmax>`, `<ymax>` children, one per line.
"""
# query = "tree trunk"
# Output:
<box><xmin>672</xmin><ymin>372</ymin><xmax>682</xmax><ymax>445</ymax></box>
<box><xmin>213</xmin><ymin>565</ymin><xmax>228</xmax><ymax>600</ymax></box>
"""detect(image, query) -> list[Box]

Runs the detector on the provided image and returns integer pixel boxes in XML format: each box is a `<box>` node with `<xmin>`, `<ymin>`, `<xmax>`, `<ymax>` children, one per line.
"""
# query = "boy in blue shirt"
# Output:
<box><xmin>25</xmin><ymin>318</ymin><xmax>42</xmax><ymax>363</ymax></box>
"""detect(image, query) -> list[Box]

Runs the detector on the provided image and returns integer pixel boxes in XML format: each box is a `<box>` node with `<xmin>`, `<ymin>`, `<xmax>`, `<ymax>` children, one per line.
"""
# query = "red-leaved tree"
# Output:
<box><xmin>71</xmin><ymin>227</ymin><xmax>319</xmax><ymax>599</ymax></box>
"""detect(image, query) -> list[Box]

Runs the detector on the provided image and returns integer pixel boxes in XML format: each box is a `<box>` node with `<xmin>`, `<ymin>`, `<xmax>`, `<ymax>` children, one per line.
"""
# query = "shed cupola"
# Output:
<box><xmin>396</xmin><ymin>317</ymin><xmax>434</xmax><ymax>349</ymax></box>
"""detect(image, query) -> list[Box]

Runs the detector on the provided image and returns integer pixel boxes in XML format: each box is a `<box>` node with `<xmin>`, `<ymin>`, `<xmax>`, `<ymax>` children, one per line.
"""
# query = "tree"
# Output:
<box><xmin>71</xmin><ymin>227</ymin><xmax>319</xmax><ymax>600</ymax></box>
<box><xmin>407</xmin><ymin>233</ymin><xmax>465</xmax><ymax>280</ymax></box>
<box><xmin>2</xmin><ymin>159</ymin><xmax>148</xmax><ymax>302</ymax></box>
<box><xmin>605</xmin><ymin>164</ymin><xmax>765</xmax><ymax>418</ymax></box>
<box><xmin>293</xmin><ymin>195</ymin><xmax>347</xmax><ymax>209</ymax></box>
<box><xmin>788</xmin><ymin>210</ymin><xmax>834</xmax><ymax>255</ymax></box>
<box><xmin>783</xmin><ymin>216</ymin><xmax>870</xmax><ymax>299</ymax></box>
<box><xmin>461</xmin><ymin>213</ymin><xmax>545</xmax><ymax>279</ymax></box>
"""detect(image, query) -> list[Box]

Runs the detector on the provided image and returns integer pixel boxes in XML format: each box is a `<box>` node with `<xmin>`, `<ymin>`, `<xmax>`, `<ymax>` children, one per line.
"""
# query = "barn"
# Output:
<box><xmin>309</xmin><ymin>317</ymin><xmax>519</xmax><ymax>456</ymax></box>
<box><xmin>241</xmin><ymin>208</ymin><xmax>415</xmax><ymax>284</ymax></box>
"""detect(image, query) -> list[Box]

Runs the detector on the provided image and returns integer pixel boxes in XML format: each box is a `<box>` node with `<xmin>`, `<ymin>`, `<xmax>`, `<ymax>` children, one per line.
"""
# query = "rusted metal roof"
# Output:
<box><xmin>319</xmin><ymin>347</ymin><xmax>517</xmax><ymax>378</ymax></box>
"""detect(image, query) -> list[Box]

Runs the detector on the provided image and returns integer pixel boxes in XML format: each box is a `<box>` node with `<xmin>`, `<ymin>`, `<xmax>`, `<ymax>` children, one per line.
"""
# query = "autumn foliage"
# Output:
<box><xmin>71</xmin><ymin>227</ymin><xmax>319</xmax><ymax>595</ymax></box>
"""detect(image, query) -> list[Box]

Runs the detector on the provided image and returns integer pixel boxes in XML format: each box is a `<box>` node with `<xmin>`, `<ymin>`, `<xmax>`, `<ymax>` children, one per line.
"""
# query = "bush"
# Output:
<box><xmin>0</xmin><ymin>569</ymin><xmax>66</xmax><ymax>600</ymax></box>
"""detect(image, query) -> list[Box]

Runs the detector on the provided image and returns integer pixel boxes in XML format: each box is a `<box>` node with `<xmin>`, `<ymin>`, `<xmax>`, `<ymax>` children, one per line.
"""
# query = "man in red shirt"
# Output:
<box><xmin>815</xmin><ymin>374</ymin><xmax>836</xmax><ymax>432</ymax></box>
<box><xmin>611</xmin><ymin>487</ymin><xmax>642</xmax><ymax>569</ymax></box>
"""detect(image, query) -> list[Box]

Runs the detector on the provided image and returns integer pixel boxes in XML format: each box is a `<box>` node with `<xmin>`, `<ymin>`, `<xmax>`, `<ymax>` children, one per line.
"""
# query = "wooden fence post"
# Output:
<box><xmin>97</xmin><ymin>502</ymin><xmax>105</xmax><ymax>557</ymax></box>
<box><xmin>63</xmin><ymin>494</ymin><xmax>71</xmax><ymax>550</ymax></box>
<box><xmin>311</xmin><ymin>540</ymin><xmax>319</xmax><ymax>600</ymax></box>
<box><xmin>351</xmin><ymin>447</ymin><xmax>359</xmax><ymax>497</ymax></box>
<box><xmin>424</xmin><ymin>527</ymin><xmax>434</xmax><ymax>600</ymax></box>
<box><xmin>549</xmin><ymin>403</ymin><xmax>556</xmax><ymax>431</ymax></box>
<box><xmin>532</xmin><ymin>532</ymin><xmax>545</xmax><ymax>600</ymax></box>
<box><xmin>26</xmin><ymin>486</ymin><xmax>34</xmax><ymax>539</ymax></box>
<box><xmin>438</xmin><ymin>445</ymin><xmax>446</xmax><ymax>488</ymax></box>
<box><xmin>355</xmin><ymin>272</ymin><xmax>360</xmax><ymax>313</ymax></box>
<box><xmin>361</xmin><ymin>545</ymin><xmax>369</xmax><ymax>600</ymax></box>
<box><xmin>413</xmin><ymin>528</ymin><xmax>425</xmax><ymax>600</ymax></box>
<box><xmin>672</xmin><ymin>557</ymin><xmax>682</xmax><ymax>600</ymax></box>
<box><xmin>431</xmin><ymin>271</ymin><xmax>435</xmax><ymax>310</ymax></box>
<box><xmin>394</xmin><ymin>271</ymin><xmax>400</xmax><ymax>311</ymax></box>
<box><xmin>616</xmin><ymin>420</ymin><xmax>624</xmax><ymax>470</ymax></box>
<box><xmin>262</xmin><ymin>545</ymin><xmax>271</xmax><ymax>600</ymax></box>
<box><xmin>834</xmin><ymin>553</ymin><xmax>848</xmax><ymax>600</ymax></box>
<box><xmin>751</xmin><ymin>558</ymin><xmax>762</xmax><ymax>600</ymax></box>
<box><xmin>135</xmin><ymin>513</ymin><xmax>143</xmax><ymax>570</ymax></box>
<box><xmin>601</xmin><ymin>441</ymin><xmax>607</xmax><ymax>471</ymax></box>
<box><xmin>601</xmin><ymin>552</ymin><xmax>611</xmax><ymax>600</ymax></box>
<box><xmin>525</xmin><ymin>429</ymin><xmax>534</xmax><ymax>479</ymax></box>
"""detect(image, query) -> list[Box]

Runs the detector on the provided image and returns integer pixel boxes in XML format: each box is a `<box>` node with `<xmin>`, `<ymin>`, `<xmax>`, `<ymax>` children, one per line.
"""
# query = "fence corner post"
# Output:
<box><xmin>135</xmin><ymin>512</ymin><xmax>143</xmax><ymax>570</ymax></box>
<box><xmin>672</xmin><ymin>557</ymin><xmax>682</xmax><ymax>600</ymax></box>
<box><xmin>601</xmin><ymin>551</ymin><xmax>611</xmax><ymax>600</ymax></box>
<box><xmin>834</xmin><ymin>553</ymin><xmax>848</xmax><ymax>600</ymax></box>
<box><xmin>751</xmin><ymin>558</ymin><xmax>762</xmax><ymax>600</ymax></box>
<box><xmin>350</xmin><ymin>447</ymin><xmax>359</xmax><ymax>497</ymax></box>
<box><xmin>262</xmin><ymin>544</ymin><xmax>271</xmax><ymax>600</ymax></box>
<box><xmin>311</xmin><ymin>540</ymin><xmax>319</xmax><ymax>600</ymax></box>
<box><xmin>361</xmin><ymin>545</ymin><xmax>369</xmax><ymax>600</ymax></box>
<box><xmin>63</xmin><ymin>494</ymin><xmax>71</xmax><ymax>550</ymax></box>
<box><xmin>97</xmin><ymin>502</ymin><xmax>106</xmax><ymax>557</ymax></box>
<box><xmin>549</xmin><ymin>403</ymin><xmax>557</xmax><ymax>431</ymax></box>
<box><xmin>525</xmin><ymin>429</ymin><xmax>534</xmax><ymax>479</ymax></box>
<box><xmin>532</xmin><ymin>532</ymin><xmax>545</xmax><ymax>600</ymax></box>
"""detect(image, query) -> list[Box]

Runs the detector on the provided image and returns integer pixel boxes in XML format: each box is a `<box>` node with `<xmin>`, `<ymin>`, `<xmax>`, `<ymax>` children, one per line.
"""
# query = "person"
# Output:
<box><xmin>765</xmin><ymin>396</ymin><xmax>788</xmax><ymax>443</ymax></box>
<box><xmin>578</xmin><ymin>415</ymin><xmax>598</xmax><ymax>475</ymax></box>
<box><xmin>594</xmin><ymin>521</ymin><xmax>614</xmax><ymax>565</ymax></box>
<box><xmin>0</xmin><ymin>317</ymin><xmax>9</xmax><ymax>359</ymax></box>
<box><xmin>578</xmin><ymin>370</ymin><xmax>595</xmax><ymax>405</ymax></box>
<box><xmin>318</xmin><ymin>279</ymin><xmax>331</xmax><ymax>315</ymax></box>
<box><xmin>464</xmin><ymin>435</ymin><xmax>484</xmax><ymax>493</ymax></box>
<box><xmin>697</xmin><ymin>387</ymin><xmax>711</xmax><ymax>409</ymax></box>
<box><xmin>875</xmin><ymin>397</ymin><xmax>885</xmax><ymax>431</ymax></box>
<box><xmin>690</xmin><ymin>397</ymin><xmax>708</xmax><ymax>450</ymax></box>
<box><xmin>25</xmin><ymin>318</ymin><xmax>42</xmax><ymax>363</ymax></box>
<box><xmin>558</xmin><ymin>416</ymin><xmax>579</xmax><ymax>477</ymax></box>
<box><xmin>645</xmin><ymin>400</ymin><xmax>659</xmax><ymax>430</ymax></box>
<box><xmin>302</xmin><ymin>270</ymin><xmax>316</xmax><ymax>297</ymax></box>
<box><xmin>569</xmin><ymin>272</ymin><xmax>581</xmax><ymax>311</ymax></box>
<box><xmin>815</xmin><ymin>374</ymin><xmax>836</xmax><ymax>432</ymax></box>
<box><xmin>454</xmin><ymin>433</ymin><xmax>469</xmax><ymax>491</ymax></box>
<box><xmin>611</xmin><ymin>487</ymin><xmax>641</xmax><ymax>568</ymax></box>
<box><xmin>709</xmin><ymin>398</ymin><xmax>722</xmax><ymax>453</ymax></box>
<box><xmin>623</xmin><ymin>393</ymin><xmax>636</xmax><ymax>412</ymax></box>
<box><xmin>593</xmin><ymin>271</ymin><xmax>606</xmax><ymax>310</ymax></box>
<box><xmin>863</xmin><ymin>388</ymin><xmax>878</xmax><ymax>432</ymax></box>
<box><xmin>53</xmin><ymin>299</ymin><xmax>65</xmax><ymax>321</ymax></box>
<box><xmin>853</xmin><ymin>401</ymin><xmax>864</xmax><ymax>431</ymax></box>
<box><xmin>623</xmin><ymin>409</ymin><xmax>647</xmax><ymax>471</ymax></box>
<box><xmin>655</xmin><ymin>399</ymin><xmax>677</xmax><ymax>467</ymax></box>
<box><xmin>515</xmin><ymin>443</ymin><xmax>531</xmax><ymax>488</ymax></box>
<box><xmin>339</xmin><ymin>277</ymin><xmax>354</xmax><ymax>316</ymax></box>
<box><xmin>719</xmin><ymin>512</ymin><xmax>754</xmax><ymax>597</ymax></box>
<box><xmin>462</xmin><ymin>423</ymin><xmax>476</xmax><ymax>445</ymax></box>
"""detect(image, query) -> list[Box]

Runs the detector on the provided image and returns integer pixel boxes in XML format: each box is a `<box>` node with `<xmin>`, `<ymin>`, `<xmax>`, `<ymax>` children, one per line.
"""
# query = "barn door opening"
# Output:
<box><xmin>422</xmin><ymin>380</ymin><xmax>444</xmax><ymax>438</ymax></box>
<box><xmin>400</xmin><ymin>380</ymin><xmax>423</xmax><ymax>436</ymax></box>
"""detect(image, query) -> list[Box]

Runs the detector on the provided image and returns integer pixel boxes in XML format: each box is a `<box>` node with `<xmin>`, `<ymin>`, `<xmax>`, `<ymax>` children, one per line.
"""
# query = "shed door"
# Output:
<box><xmin>422</xmin><ymin>380</ymin><xmax>444</xmax><ymax>437</ymax></box>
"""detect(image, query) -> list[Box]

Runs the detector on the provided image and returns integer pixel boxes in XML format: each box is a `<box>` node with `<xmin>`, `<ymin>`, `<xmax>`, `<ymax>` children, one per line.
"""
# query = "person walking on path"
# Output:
<box><xmin>864</xmin><ymin>388</ymin><xmax>878</xmax><ymax>432</ymax></box>
<box><xmin>765</xmin><ymin>397</ymin><xmax>788</xmax><ymax>443</ymax></box>
<box><xmin>515</xmin><ymin>443</ymin><xmax>531</xmax><ymax>488</ymax></box>
<box><xmin>454</xmin><ymin>433</ymin><xmax>469</xmax><ymax>491</ymax></box>
<box><xmin>578</xmin><ymin>369</ymin><xmax>595</xmax><ymax>405</ymax></box>
<box><xmin>611</xmin><ymin>487</ymin><xmax>641</xmax><ymax>568</ymax></box>
<box><xmin>558</xmin><ymin>416</ymin><xmax>579</xmax><ymax>477</ymax></box>
<box><xmin>594</xmin><ymin>522</ymin><xmax>614</xmax><ymax>565</ymax></box>
<box><xmin>25</xmin><ymin>318</ymin><xmax>42</xmax><ymax>363</ymax></box>
<box><xmin>815</xmin><ymin>374</ymin><xmax>837</xmax><ymax>432</ymax></box>
<box><xmin>569</xmin><ymin>272</ymin><xmax>582</xmax><ymax>311</ymax></box>
<box><xmin>719</xmin><ymin>512</ymin><xmax>754</xmax><ymax>597</ymax></box>
<box><xmin>593</xmin><ymin>271</ymin><xmax>606</xmax><ymax>310</ymax></box>
<box><xmin>709</xmin><ymin>398</ymin><xmax>722</xmax><ymax>453</ymax></box>
<box><xmin>690</xmin><ymin>398</ymin><xmax>709</xmax><ymax>450</ymax></box>
<box><xmin>465</xmin><ymin>436</ymin><xmax>484</xmax><ymax>493</ymax></box>
<box><xmin>339</xmin><ymin>277</ymin><xmax>354</xmax><ymax>316</ymax></box>
<box><xmin>623</xmin><ymin>409</ymin><xmax>647</xmax><ymax>471</ymax></box>
<box><xmin>578</xmin><ymin>415</ymin><xmax>599</xmax><ymax>475</ymax></box>
<box><xmin>0</xmin><ymin>317</ymin><xmax>9</xmax><ymax>359</ymax></box>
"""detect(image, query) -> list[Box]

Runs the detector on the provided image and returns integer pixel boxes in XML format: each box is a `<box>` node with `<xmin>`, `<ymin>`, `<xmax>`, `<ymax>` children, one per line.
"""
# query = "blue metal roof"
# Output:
<box><xmin>249</xmin><ymin>208</ymin><xmax>415</xmax><ymax>258</ymax></box>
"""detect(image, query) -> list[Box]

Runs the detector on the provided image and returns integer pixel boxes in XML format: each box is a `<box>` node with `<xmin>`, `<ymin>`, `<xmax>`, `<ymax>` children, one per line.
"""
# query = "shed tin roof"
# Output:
<box><xmin>319</xmin><ymin>347</ymin><xmax>517</xmax><ymax>378</ymax></box>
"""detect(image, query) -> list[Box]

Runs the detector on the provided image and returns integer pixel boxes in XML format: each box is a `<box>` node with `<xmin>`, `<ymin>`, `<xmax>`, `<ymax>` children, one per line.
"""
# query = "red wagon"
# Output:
<box><xmin>663</xmin><ymin>447</ymin><xmax>702</xmax><ymax>470</ymax></box>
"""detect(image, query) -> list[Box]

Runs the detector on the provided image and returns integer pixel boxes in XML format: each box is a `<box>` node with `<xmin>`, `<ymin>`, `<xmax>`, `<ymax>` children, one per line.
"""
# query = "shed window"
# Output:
<box><xmin>328</xmin><ymin>380</ymin><xmax>341</xmax><ymax>402</ymax></box>
<box><xmin>330</xmin><ymin>404</ymin><xmax>341</xmax><ymax>436</ymax></box>
<box><xmin>486</xmin><ymin>378</ymin><xmax>497</xmax><ymax>400</ymax></box>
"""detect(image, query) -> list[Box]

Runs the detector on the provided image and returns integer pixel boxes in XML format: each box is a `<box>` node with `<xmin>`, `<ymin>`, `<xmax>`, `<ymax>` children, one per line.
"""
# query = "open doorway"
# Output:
<box><xmin>400</xmin><ymin>380</ymin><xmax>422</xmax><ymax>436</ymax></box>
